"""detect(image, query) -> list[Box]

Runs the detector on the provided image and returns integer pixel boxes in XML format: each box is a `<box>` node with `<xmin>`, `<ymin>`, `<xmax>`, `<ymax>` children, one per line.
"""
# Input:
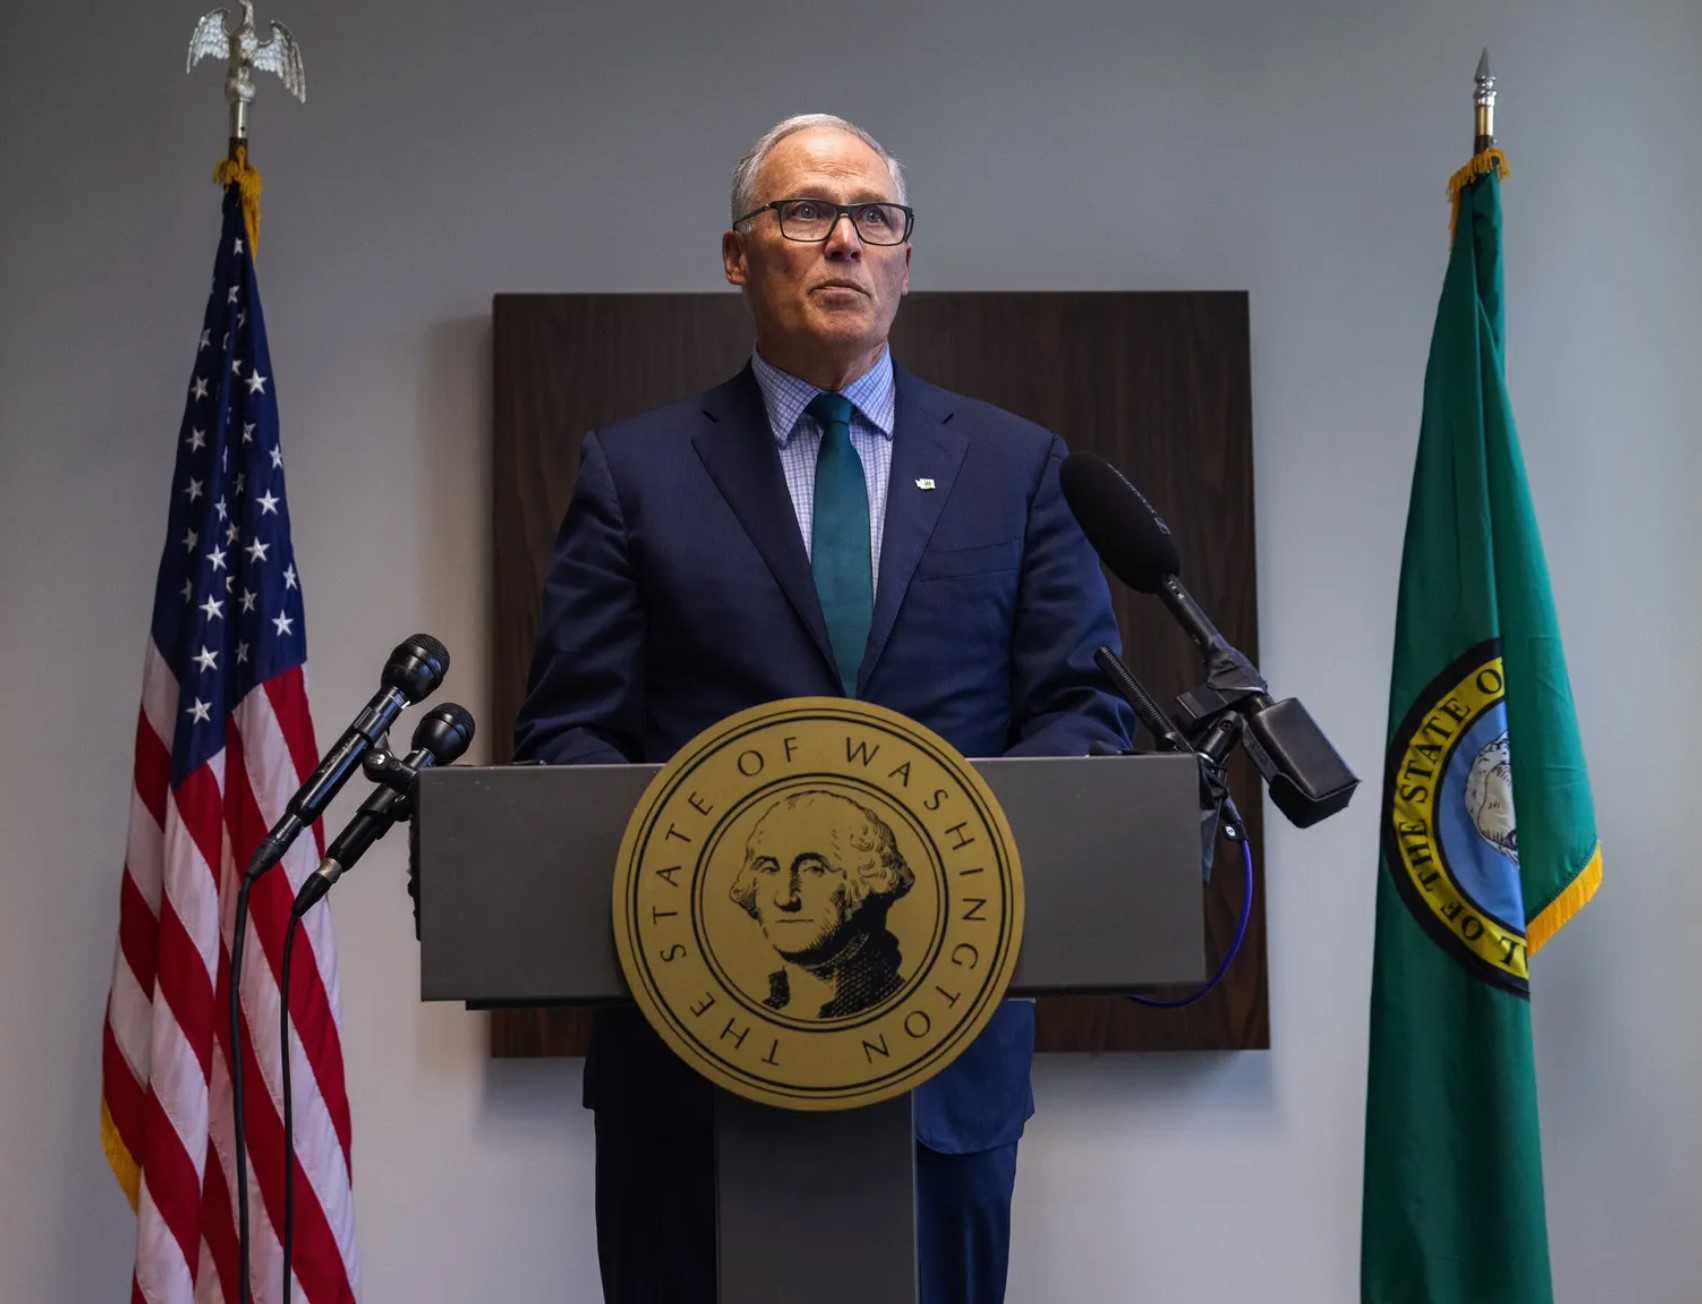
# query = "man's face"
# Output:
<box><xmin>723</xmin><ymin>128</ymin><xmax>911</xmax><ymax>372</ymax></box>
<box><xmin>744</xmin><ymin>809</ymin><xmax>860</xmax><ymax>962</ymax></box>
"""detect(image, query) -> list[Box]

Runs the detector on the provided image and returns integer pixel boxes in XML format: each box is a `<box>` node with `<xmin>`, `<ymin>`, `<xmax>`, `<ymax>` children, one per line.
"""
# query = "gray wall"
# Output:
<box><xmin>2</xmin><ymin>0</ymin><xmax>1697</xmax><ymax>1299</ymax></box>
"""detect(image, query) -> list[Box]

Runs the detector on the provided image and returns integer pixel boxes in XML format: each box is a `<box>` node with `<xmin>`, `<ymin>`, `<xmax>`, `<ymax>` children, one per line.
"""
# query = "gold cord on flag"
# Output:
<box><xmin>1446</xmin><ymin>147</ymin><xmax>1508</xmax><ymax>241</ymax></box>
<box><xmin>100</xmin><ymin>1095</ymin><xmax>142</xmax><ymax>1211</ymax></box>
<box><xmin>214</xmin><ymin>144</ymin><xmax>263</xmax><ymax>255</ymax></box>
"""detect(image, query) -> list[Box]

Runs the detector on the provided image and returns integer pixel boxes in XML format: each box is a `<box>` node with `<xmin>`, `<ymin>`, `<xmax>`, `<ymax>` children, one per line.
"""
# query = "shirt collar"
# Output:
<box><xmin>750</xmin><ymin>346</ymin><xmax>896</xmax><ymax>447</ymax></box>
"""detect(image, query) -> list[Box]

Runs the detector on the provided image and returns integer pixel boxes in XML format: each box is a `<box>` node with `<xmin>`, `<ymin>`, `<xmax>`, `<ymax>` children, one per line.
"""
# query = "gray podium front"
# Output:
<box><xmin>417</xmin><ymin>753</ymin><xmax>1205</xmax><ymax>1303</ymax></box>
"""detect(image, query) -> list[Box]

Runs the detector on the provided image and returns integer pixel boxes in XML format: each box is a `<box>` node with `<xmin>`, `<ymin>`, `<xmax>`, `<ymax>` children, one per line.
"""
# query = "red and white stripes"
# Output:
<box><xmin>102</xmin><ymin>642</ymin><xmax>360</xmax><ymax>1302</ymax></box>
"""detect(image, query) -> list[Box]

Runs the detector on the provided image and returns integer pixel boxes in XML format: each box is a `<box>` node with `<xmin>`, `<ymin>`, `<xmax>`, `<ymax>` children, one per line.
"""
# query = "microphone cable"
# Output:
<box><xmin>1128</xmin><ymin>826</ymin><xmax>1254</xmax><ymax>1011</ymax></box>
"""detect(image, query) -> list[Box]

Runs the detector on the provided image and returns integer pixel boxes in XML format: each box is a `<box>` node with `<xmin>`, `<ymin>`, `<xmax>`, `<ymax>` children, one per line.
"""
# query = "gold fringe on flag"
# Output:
<box><xmin>214</xmin><ymin>144</ymin><xmax>263</xmax><ymax>256</ymax></box>
<box><xmin>1526</xmin><ymin>843</ymin><xmax>1603</xmax><ymax>955</ymax></box>
<box><xmin>1447</xmin><ymin>147</ymin><xmax>1509</xmax><ymax>241</ymax></box>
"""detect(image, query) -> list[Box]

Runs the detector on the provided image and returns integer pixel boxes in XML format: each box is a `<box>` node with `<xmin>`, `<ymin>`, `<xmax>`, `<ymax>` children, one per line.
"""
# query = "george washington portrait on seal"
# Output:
<box><xmin>728</xmin><ymin>789</ymin><xmax>916</xmax><ymax>1018</ymax></box>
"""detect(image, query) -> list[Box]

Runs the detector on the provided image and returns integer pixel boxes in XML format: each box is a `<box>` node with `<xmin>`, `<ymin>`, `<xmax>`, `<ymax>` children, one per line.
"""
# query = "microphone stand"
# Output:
<box><xmin>1090</xmin><ymin>646</ymin><xmax>1255</xmax><ymax>1010</ymax></box>
<box><xmin>1091</xmin><ymin>647</ymin><xmax>1246</xmax><ymax>878</ymax></box>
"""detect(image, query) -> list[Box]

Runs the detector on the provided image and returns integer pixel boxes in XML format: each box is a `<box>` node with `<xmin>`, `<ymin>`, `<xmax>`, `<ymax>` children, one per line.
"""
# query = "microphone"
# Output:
<box><xmin>292</xmin><ymin>703</ymin><xmax>475</xmax><ymax>916</ymax></box>
<box><xmin>1057</xmin><ymin>452</ymin><xmax>1180</xmax><ymax>591</ymax></box>
<box><xmin>1060</xmin><ymin>451</ymin><xmax>1265</xmax><ymax>735</ymax></box>
<box><xmin>248</xmin><ymin>634</ymin><xmax>450</xmax><ymax>880</ymax></box>
<box><xmin>1060</xmin><ymin>452</ymin><xmax>1359</xmax><ymax>828</ymax></box>
<box><xmin>1058</xmin><ymin>454</ymin><xmax>1250</xmax><ymax>670</ymax></box>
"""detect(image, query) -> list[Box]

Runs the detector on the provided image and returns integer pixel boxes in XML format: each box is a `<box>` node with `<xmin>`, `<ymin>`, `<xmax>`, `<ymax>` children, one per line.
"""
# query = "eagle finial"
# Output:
<box><xmin>187</xmin><ymin>1</ymin><xmax>305</xmax><ymax>144</ymax></box>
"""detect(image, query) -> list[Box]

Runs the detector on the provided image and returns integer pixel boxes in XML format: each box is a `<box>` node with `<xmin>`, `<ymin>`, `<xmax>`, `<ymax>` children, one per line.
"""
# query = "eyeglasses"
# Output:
<box><xmin>735</xmin><ymin>197</ymin><xmax>915</xmax><ymax>246</ymax></box>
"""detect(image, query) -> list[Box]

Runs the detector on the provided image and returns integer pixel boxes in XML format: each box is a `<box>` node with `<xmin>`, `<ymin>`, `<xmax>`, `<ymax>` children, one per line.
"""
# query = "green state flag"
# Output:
<box><xmin>1361</xmin><ymin>150</ymin><xmax>1602</xmax><ymax>1304</ymax></box>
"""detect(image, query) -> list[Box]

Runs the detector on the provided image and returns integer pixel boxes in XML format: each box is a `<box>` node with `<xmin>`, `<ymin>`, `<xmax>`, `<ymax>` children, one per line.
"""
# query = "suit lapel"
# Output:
<box><xmin>693</xmin><ymin>367</ymin><xmax>839</xmax><ymax>681</ymax></box>
<box><xmin>858</xmin><ymin>367</ymin><xmax>967</xmax><ymax>695</ymax></box>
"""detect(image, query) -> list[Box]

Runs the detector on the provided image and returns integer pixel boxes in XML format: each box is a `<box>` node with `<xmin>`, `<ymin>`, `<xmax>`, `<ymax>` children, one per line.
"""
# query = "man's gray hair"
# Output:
<box><xmin>730</xmin><ymin>114</ymin><xmax>907</xmax><ymax>227</ymax></box>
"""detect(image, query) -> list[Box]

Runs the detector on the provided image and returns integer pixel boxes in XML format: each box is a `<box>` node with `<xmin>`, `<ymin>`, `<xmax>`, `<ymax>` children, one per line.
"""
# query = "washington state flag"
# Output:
<box><xmin>1360</xmin><ymin>150</ymin><xmax>1602</xmax><ymax>1304</ymax></box>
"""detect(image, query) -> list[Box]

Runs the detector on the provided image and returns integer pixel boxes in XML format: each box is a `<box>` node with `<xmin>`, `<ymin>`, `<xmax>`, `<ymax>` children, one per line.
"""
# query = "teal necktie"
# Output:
<box><xmin>805</xmin><ymin>391</ymin><xmax>871</xmax><ymax>696</ymax></box>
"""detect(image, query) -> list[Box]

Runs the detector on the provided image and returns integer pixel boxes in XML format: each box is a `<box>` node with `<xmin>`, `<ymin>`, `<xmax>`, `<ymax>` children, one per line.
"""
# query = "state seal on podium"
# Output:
<box><xmin>612</xmin><ymin>698</ymin><xmax>1024</xmax><ymax>1111</ymax></box>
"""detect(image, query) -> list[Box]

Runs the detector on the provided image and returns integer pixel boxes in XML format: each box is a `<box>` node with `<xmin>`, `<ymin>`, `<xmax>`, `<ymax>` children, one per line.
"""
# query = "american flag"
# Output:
<box><xmin>100</xmin><ymin>181</ymin><xmax>360</xmax><ymax>1302</ymax></box>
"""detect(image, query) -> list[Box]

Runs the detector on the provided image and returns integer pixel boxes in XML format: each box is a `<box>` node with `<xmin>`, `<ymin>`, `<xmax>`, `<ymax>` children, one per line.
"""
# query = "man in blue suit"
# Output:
<box><xmin>513</xmin><ymin>113</ymin><xmax>1136</xmax><ymax>1304</ymax></box>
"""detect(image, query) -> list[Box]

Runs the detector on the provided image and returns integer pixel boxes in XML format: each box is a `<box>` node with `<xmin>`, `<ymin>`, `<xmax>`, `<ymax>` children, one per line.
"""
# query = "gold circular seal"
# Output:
<box><xmin>611</xmin><ymin>697</ymin><xmax>1024</xmax><ymax>1111</ymax></box>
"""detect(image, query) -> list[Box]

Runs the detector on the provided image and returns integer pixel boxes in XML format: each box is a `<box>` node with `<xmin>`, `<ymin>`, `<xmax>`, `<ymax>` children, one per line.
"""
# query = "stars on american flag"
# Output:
<box><xmin>154</xmin><ymin>204</ymin><xmax>307</xmax><ymax>773</ymax></box>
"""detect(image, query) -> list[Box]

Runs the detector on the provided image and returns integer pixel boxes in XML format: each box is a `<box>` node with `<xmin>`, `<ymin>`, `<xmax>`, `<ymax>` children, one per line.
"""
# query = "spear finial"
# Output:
<box><xmin>1474</xmin><ymin>48</ymin><xmax>1496</xmax><ymax>154</ymax></box>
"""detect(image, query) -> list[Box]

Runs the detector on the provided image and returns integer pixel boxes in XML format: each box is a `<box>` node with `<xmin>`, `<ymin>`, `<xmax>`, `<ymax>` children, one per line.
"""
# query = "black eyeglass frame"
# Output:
<box><xmin>733</xmin><ymin>197</ymin><xmax>916</xmax><ymax>245</ymax></box>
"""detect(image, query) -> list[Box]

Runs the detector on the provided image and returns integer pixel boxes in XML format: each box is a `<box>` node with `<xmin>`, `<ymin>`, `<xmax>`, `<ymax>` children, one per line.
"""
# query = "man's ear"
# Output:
<box><xmin>723</xmin><ymin>229</ymin><xmax>748</xmax><ymax>287</ymax></box>
<box><xmin>900</xmin><ymin>242</ymin><xmax>911</xmax><ymax>296</ymax></box>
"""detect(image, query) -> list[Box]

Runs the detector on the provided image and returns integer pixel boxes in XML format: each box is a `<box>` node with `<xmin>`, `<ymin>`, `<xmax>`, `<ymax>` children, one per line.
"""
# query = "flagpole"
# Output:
<box><xmin>186</xmin><ymin>12</ymin><xmax>309</xmax><ymax>1298</ymax></box>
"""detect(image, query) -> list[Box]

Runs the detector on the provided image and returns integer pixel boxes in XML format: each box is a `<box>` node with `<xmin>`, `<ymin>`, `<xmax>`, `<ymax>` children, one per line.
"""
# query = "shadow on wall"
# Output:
<box><xmin>414</xmin><ymin>315</ymin><xmax>496</xmax><ymax>761</ymax></box>
<box><xmin>1034</xmin><ymin>1047</ymin><xmax>1277</xmax><ymax>1126</ymax></box>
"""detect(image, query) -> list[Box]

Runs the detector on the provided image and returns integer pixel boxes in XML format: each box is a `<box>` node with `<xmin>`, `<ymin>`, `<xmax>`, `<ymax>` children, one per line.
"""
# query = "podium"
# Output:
<box><xmin>417</xmin><ymin>753</ymin><xmax>1207</xmax><ymax>1302</ymax></box>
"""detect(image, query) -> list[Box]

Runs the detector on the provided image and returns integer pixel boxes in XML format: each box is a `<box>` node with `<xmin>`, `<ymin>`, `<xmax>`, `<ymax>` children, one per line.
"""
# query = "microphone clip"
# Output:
<box><xmin>1174</xmin><ymin>642</ymin><xmax>1268</xmax><ymax>732</ymax></box>
<box><xmin>1091</xmin><ymin>647</ymin><xmax>1245</xmax><ymax>880</ymax></box>
<box><xmin>362</xmin><ymin>745</ymin><xmax>424</xmax><ymax>802</ymax></box>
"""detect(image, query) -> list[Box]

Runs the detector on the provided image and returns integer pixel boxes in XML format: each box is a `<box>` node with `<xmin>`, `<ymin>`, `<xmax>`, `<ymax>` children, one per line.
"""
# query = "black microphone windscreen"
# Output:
<box><xmin>412</xmin><ymin>703</ymin><xmax>476</xmax><ymax>764</ymax></box>
<box><xmin>383</xmin><ymin>634</ymin><xmax>451</xmax><ymax>703</ymax></box>
<box><xmin>1058</xmin><ymin>452</ymin><xmax>1181</xmax><ymax>593</ymax></box>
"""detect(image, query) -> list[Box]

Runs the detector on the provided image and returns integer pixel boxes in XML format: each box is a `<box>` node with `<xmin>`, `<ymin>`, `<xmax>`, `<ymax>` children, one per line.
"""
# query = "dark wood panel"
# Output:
<box><xmin>491</xmin><ymin>296</ymin><xmax>759</xmax><ymax>761</ymax></box>
<box><xmin>490</xmin><ymin>292</ymin><xmax>1267</xmax><ymax>1058</ymax></box>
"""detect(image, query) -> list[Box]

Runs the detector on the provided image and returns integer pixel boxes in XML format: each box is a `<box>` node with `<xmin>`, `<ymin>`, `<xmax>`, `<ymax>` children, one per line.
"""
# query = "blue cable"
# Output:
<box><xmin>1127</xmin><ymin>832</ymin><xmax>1255</xmax><ymax>1010</ymax></box>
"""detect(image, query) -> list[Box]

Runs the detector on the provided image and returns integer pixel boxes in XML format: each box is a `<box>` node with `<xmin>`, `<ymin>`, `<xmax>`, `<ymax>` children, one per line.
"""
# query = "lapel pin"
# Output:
<box><xmin>915</xmin><ymin>478</ymin><xmax>936</xmax><ymax>490</ymax></box>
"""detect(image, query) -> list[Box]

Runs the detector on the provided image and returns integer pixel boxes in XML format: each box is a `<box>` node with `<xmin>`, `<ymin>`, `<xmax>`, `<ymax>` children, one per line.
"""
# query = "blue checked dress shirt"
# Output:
<box><xmin>749</xmin><ymin>347</ymin><xmax>895</xmax><ymax>597</ymax></box>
